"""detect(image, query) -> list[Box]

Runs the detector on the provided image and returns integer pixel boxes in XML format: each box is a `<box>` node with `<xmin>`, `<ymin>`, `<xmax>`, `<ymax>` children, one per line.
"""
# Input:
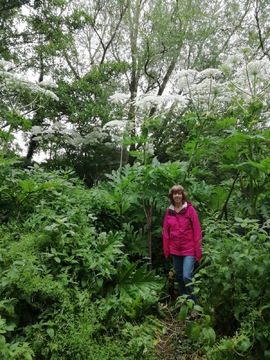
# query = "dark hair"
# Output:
<box><xmin>168</xmin><ymin>185</ymin><xmax>188</xmax><ymax>205</ymax></box>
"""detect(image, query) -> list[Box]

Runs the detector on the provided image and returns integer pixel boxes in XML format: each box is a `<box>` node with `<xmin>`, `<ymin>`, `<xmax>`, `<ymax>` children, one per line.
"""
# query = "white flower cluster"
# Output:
<box><xmin>108</xmin><ymin>90</ymin><xmax>189</xmax><ymax>134</ymax></box>
<box><xmin>233</xmin><ymin>59</ymin><xmax>270</xmax><ymax>98</ymax></box>
<box><xmin>199</xmin><ymin>68</ymin><xmax>223</xmax><ymax>80</ymax></box>
<box><xmin>109</xmin><ymin>93</ymin><xmax>130</xmax><ymax>104</ymax></box>
<box><xmin>173</xmin><ymin>55</ymin><xmax>270</xmax><ymax>114</ymax></box>
<box><xmin>0</xmin><ymin>59</ymin><xmax>59</xmax><ymax>102</ymax></box>
<box><xmin>220</xmin><ymin>54</ymin><xmax>270</xmax><ymax>109</ymax></box>
<box><xmin>39</xmin><ymin>80</ymin><xmax>58</xmax><ymax>89</ymax></box>
<box><xmin>0</xmin><ymin>60</ymin><xmax>14</xmax><ymax>71</ymax></box>
<box><xmin>174</xmin><ymin>68</ymin><xmax>226</xmax><ymax>113</ymax></box>
<box><xmin>103</xmin><ymin>120</ymin><xmax>128</xmax><ymax>141</ymax></box>
<box><xmin>31</xmin><ymin>123</ymin><xmax>107</xmax><ymax>147</ymax></box>
<box><xmin>134</xmin><ymin>94</ymin><xmax>188</xmax><ymax>111</ymax></box>
<box><xmin>107</xmin><ymin>54</ymin><xmax>270</xmax><ymax>134</ymax></box>
<box><xmin>104</xmin><ymin>120</ymin><xmax>127</xmax><ymax>130</ymax></box>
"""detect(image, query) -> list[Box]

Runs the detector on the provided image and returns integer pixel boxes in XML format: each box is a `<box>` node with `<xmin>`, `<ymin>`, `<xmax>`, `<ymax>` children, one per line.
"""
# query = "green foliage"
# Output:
<box><xmin>0</xmin><ymin>299</ymin><xmax>34</xmax><ymax>359</ymax></box>
<box><xmin>87</xmin><ymin>160</ymin><xmax>196</xmax><ymax>269</ymax></box>
<box><xmin>2</xmin><ymin>2</ymin><xmax>270</xmax><ymax>357</ymax></box>
<box><xmin>121</xmin><ymin>316</ymin><xmax>163</xmax><ymax>359</ymax></box>
<box><xmin>38</xmin><ymin>61</ymin><xmax>129</xmax><ymax>185</ymax></box>
<box><xmin>0</xmin><ymin>162</ymin><xmax>163</xmax><ymax>359</ymax></box>
<box><xmin>97</xmin><ymin>266</ymin><xmax>163</xmax><ymax>324</ymax></box>
<box><xmin>116</xmin><ymin>262</ymin><xmax>163</xmax><ymax>318</ymax></box>
<box><xmin>193</xmin><ymin>217</ymin><xmax>270</xmax><ymax>359</ymax></box>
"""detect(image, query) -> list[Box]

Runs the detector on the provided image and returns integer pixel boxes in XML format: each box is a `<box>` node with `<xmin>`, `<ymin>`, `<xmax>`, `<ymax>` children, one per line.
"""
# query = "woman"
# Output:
<box><xmin>163</xmin><ymin>185</ymin><xmax>202</xmax><ymax>308</ymax></box>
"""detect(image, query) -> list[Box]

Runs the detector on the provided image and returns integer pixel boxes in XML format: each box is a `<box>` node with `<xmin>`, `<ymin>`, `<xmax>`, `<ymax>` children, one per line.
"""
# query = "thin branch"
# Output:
<box><xmin>219</xmin><ymin>170</ymin><xmax>240</xmax><ymax>220</ymax></box>
<box><xmin>63</xmin><ymin>51</ymin><xmax>80</xmax><ymax>80</ymax></box>
<box><xmin>100</xmin><ymin>1</ymin><xmax>129</xmax><ymax>64</ymax></box>
<box><xmin>254</xmin><ymin>0</ymin><xmax>270</xmax><ymax>60</ymax></box>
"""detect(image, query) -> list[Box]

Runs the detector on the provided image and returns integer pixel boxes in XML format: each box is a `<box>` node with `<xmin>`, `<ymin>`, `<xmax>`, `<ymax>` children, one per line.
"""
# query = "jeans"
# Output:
<box><xmin>171</xmin><ymin>255</ymin><xmax>196</xmax><ymax>303</ymax></box>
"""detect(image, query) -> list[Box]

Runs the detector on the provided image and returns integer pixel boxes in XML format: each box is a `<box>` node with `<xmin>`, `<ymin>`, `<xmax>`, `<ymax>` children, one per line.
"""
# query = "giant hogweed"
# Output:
<box><xmin>97</xmin><ymin>262</ymin><xmax>164</xmax><ymax>321</ymax></box>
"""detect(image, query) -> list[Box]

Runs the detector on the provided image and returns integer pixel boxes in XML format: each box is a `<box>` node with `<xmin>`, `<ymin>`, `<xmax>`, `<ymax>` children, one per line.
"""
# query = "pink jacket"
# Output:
<box><xmin>163</xmin><ymin>202</ymin><xmax>202</xmax><ymax>260</ymax></box>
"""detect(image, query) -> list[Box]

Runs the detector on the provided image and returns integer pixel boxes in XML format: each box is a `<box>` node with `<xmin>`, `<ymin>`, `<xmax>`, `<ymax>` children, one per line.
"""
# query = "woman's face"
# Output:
<box><xmin>172</xmin><ymin>191</ymin><xmax>183</xmax><ymax>205</ymax></box>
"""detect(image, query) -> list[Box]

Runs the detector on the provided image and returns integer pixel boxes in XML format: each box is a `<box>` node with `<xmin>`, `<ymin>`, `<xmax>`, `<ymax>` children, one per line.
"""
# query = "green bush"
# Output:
<box><xmin>0</xmin><ymin>164</ymin><xmax>163</xmax><ymax>359</ymax></box>
<box><xmin>195</xmin><ymin>217</ymin><xmax>270</xmax><ymax>359</ymax></box>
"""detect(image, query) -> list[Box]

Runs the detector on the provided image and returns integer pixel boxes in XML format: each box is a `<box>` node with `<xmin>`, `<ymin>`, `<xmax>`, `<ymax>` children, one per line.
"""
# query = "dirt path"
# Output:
<box><xmin>155</xmin><ymin>305</ymin><xmax>203</xmax><ymax>360</ymax></box>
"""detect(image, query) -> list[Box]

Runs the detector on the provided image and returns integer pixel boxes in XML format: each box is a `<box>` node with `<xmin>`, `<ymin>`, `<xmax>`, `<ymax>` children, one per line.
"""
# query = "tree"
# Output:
<box><xmin>0</xmin><ymin>59</ymin><xmax>59</xmax><ymax>157</ymax></box>
<box><xmin>0</xmin><ymin>0</ymin><xmax>30</xmax><ymax>60</ymax></box>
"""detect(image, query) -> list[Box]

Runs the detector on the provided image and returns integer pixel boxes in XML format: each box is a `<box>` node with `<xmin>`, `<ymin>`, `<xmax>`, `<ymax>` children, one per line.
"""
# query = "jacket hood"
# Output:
<box><xmin>168</xmin><ymin>201</ymin><xmax>191</xmax><ymax>213</ymax></box>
